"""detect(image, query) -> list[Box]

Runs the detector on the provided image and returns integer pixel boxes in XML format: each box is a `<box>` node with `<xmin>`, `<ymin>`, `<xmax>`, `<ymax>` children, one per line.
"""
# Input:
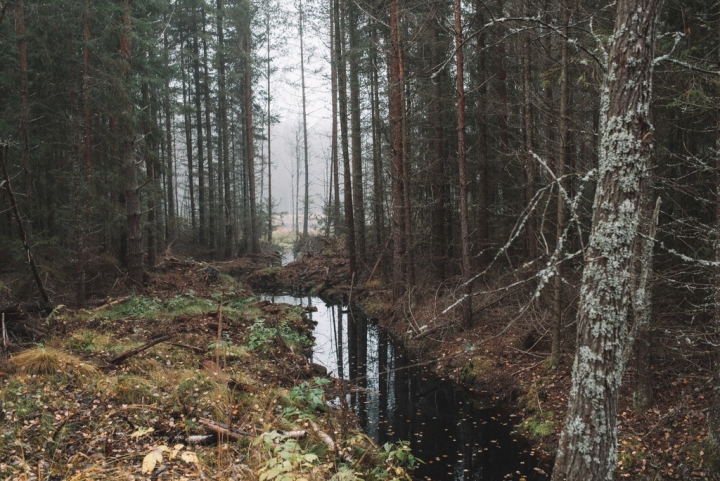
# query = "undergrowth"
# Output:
<box><xmin>0</xmin><ymin>265</ymin><xmax>420</xmax><ymax>481</ymax></box>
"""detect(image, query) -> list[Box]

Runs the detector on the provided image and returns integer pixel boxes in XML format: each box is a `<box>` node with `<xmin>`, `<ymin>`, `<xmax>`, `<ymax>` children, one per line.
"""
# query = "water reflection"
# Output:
<box><xmin>260</xmin><ymin>294</ymin><xmax>550</xmax><ymax>481</ymax></box>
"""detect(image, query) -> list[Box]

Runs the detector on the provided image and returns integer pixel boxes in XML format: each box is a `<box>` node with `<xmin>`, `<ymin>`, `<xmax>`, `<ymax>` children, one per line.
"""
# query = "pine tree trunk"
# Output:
<box><xmin>180</xmin><ymin>40</ymin><xmax>196</xmax><ymax>237</ymax></box>
<box><xmin>431</xmin><ymin>20</ymin><xmax>446</xmax><ymax>280</ymax></box>
<box><xmin>389</xmin><ymin>0</ymin><xmax>405</xmax><ymax>302</ymax></box>
<box><xmin>163</xmin><ymin>27</ymin><xmax>176</xmax><ymax>241</ymax></box>
<box><xmin>118</xmin><ymin>0</ymin><xmax>143</xmax><ymax>287</ymax></box>
<box><xmin>142</xmin><ymin>84</ymin><xmax>156</xmax><ymax>268</ymax></box>
<box><xmin>192</xmin><ymin>4</ymin><xmax>206</xmax><ymax>246</ymax></box>
<box><xmin>551</xmin><ymin>0</ymin><xmax>570</xmax><ymax>368</ymax></box>
<box><xmin>202</xmin><ymin>9</ymin><xmax>215</xmax><ymax>252</ymax></box>
<box><xmin>299</xmin><ymin>0</ymin><xmax>310</xmax><ymax>239</ymax></box>
<box><xmin>330</xmin><ymin>2</ymin><xmax>342</xmax><ymax>237</ymax></box>
<box><xmin>455</xmin><ymin>0</ymin><xmax>472</xmax><ymax>328</ymax></box>
<box><xmin>217</xmin><ymin>0</ymin><xmax>232</xmax><ymax>258</ymax></box>
<box><xmin>266</xmin><ymin>5</ymin><xmax>272</xmax><ymax>244</ymax></box>
<box><xmin>370</xmin><ymin>23</ymin><xmax>383</xmax><ymax>251</ymax></box>
<box><xmin>348</xmin><ymin>0</ymin><xmax>365</xmax><ymax>260</ymax></box>
<box><xmin>243</xmin><ymin>2</ymin><xmax>259</xmax><ymax>254</ymax></box>
<box><xmin>552</xmin><ymin>1</ymin><xmax>661</xmax><ymax>478</ymax></box>
<box><xmin>16</xmin><ymin>0</ymin><xmax>31</xmax><ymax>196</ymax></box>
<box><xmin>475</xmin><ymin>4</ymin><xmax>488</xmax><ymax>268</ymax></box>
<box><xmin>522</xmin><ymin>0</ymin><xmax>536</xmax><ymax>261</ymax></box>
<box><xmin>335</xmin><ymin>0</ymin><xmax>356</xmax><ymax>274</ymax></box>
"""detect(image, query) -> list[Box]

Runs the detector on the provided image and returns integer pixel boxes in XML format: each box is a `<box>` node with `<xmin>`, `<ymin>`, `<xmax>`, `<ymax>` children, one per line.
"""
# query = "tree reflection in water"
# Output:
<box><xmin>261</xmin><ymin>294</ymin><xmax>551</xmax><ymax>481</ymax></box>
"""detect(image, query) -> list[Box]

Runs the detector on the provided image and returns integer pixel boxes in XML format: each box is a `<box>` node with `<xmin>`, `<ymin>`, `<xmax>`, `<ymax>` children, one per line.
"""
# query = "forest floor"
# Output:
<box><xmin>0</xmin><ymin>256</ymin><xmax>420</xmax><ymax>481</ymax></box>
<box><xmin>234</xmin><ymin>237</ymin><xmax>720</xmax><ymax>481</ymax></box>
<box><xmin>1</xmin><ymin>237</ymin><xmax>716</xmax><ymax>480</ymax></box>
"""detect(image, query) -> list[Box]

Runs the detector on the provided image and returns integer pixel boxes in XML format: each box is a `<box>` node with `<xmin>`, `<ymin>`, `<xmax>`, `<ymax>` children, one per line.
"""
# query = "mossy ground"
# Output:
<box><xmin>0</xmin><ymin>258</ymin><xmax>416</xmax><ymax>481</ymax></box>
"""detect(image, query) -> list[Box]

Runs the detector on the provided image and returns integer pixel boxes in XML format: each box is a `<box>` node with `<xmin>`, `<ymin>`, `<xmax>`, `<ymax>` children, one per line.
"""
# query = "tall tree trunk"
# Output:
<box><xmin>330</xmin><ymin>1</ymin><xmax>342</xmax><ymax>236</ymax></box>
<box><xmin>431</xmin><ymin>51</ymin><xmax>446</xmax><ymax>279</ymax></box>
<box><xmin>299</xmin><ymin>0</ymin><xmax>310</xmax><ymax>239</ymax></box>
<box><xmin>217</xmin><ymin>0</ymin><xmax>232</xmax><ymax>258</ymax></box>
<box><xmin>118</xmin><ymin>0</ymin><xmax>143</xmax><ymax>286</ymax></box>
<box><xmin>244</xmin><ymin>1</ymin><xmax>259</xmax><ymax>254</ymax></box>
<box><xmin>180</xmin><ymin>39</ymin><xmax>196</xmax><ymax>237</ymax></box>
<box><xmin>454</xmin><ymin>0</ymin><xmax>472</xmax><ymax>328</ymax></box>
<box><xmin>348</xmin><ymin>0</ymin><xmax>365</xmax><ymax>260</ymax></box>
<box><xmin>552</xmin><ymin>1</ymin><xmax>661</xmax><ymax>478</ymax></box>
<box><xmin>475</xmin><ymin>4</ymin><xmax>488</xmax><ymax>268</ymax></box>
<box><xmin>82</xmin><ymin>0</ymin><xmax>93</xmax><ymax>182</ymax></box>
<box><xmin>551</xmin><ymin>0</ymin><xmax>570</xmax><ymax>368</ymax></box>
<box><xmin>522</xmin><ymin>0</ymin><xmax>536</xmax><ymax>261</ymax></box>
<box><xmin>142</xmin><ymin>84</ymin><xmax>157</xmax><ymax>268</ymax></box>
<box><xmin>399</xmin><ymin>37</ymin><xmax>414</xmax><ymax>289</ymax></box>
<box><xmin>370</xmin><ymin>22</ymin><xmax>383</xmax><ymax>251</ymax></box>
<box><xmin>192</xmin><ymin>4</ymin><xmax>206</xmax><ymax>246</ymax></box>
<box><xmin>202</xmin><ymin>9</ymin><xmax>215</xmax><ymax>251</ymax></box>
<box><xmin>335</xmin><ymin>0</ymin><xmax>356</xmax><ymax>273</ymax></box>
<box><xmin>389</xmin><ymin>0</ymin><xmax>405</xmax><ymax>302</ymax></box>
<box><xmin>495</xmin><ymin>0</ymin><xmax>509</xmax><ymax>152</ymax></box>
<box><xmin>16</xmin><ymin>0</ymin><xmax>31</xmax><ymax>196</ymax></box>
<box><xmin>163</xmin><ymin>27</ymin><xmax>176</xmax><ymax>240</ymax></box>
<box><xmin>72</xmin><ymin>88</ymin><xmax>86</xmax><ymax>307</ymax></box>
<box><xmin>266</xmin><ymin>3</ymin><xmax>273</xmax><ymax>244</ymax></box>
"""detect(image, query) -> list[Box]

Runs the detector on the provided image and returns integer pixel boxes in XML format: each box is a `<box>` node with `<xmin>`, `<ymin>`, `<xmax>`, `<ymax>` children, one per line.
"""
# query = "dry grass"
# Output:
<box><xmin>8</xmin><ymin>347</ymin><xmax>98</xmax><ymax>377</ymax></box>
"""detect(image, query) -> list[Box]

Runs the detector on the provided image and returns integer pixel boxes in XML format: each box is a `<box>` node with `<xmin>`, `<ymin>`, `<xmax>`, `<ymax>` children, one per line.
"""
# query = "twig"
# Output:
<box><xmin>109</xmin><ymin>335</ymin><xmax>171</xmax><ymax>365</ymax></box>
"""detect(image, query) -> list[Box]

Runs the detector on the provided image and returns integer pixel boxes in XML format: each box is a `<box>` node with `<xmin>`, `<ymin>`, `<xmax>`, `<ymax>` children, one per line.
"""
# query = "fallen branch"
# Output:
<box><xmin>198</xmin><ymin>418</ymin><xmax>306</xmax><ymax>440</ymax></box>
<box><xmin>170</xmin><ymin>342</ymin><xmax>205</xmax><ymax>354</ymax></box>
<box><xmin>109</xmin><ymin>335</ymin><xmax>171</xmax><ymax>365</ymax></box>
<box><xmin>199</xmin><ymin>418</ymin><xmax>252</xmax><ymax>439</ymax></box>
<box><xmin>91</xmin><ymin>296</ymin><xmax>131</xmax><ymax>313</ymax></box>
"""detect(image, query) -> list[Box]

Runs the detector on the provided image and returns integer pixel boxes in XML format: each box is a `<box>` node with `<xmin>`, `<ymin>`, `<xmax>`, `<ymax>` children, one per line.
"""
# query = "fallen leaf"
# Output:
<box><xmin>131</xmin><ymin>426</ymin><xmax>155</xmax><ymax>439</ymax></box>
<box><xmin>142</xmin><ymin>449</ymin><xmax>163</xmax><ymax>474</ymax></box>
<box><xmin>181</xmin><ymin>451</ymin><xmax>199</xmax><ymax>464</ymax></box>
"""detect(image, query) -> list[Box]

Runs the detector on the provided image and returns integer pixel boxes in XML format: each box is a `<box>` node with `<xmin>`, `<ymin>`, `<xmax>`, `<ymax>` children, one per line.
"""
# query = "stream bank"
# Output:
<box><xmin>230</xmin><ymin>238</ymin><xmax>720</xmax><ymax>481</ymax></box>
<box><xmin>0</xmin><ymin>256</ymin><xmax>422</xmax><ymax>480</ymax></box>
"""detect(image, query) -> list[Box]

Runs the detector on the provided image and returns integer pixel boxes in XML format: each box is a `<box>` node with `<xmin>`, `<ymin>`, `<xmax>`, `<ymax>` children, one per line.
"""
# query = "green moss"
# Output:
<box><xmin>459</xmin><ymin>356</ymin><xmax>494</xmax><ymax>383</ymax></box>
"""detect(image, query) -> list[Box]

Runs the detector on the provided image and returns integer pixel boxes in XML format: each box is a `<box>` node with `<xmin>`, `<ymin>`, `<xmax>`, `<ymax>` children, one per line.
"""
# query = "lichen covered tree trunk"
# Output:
<box><xmin>551</xmin><ymin>0</ymin><xmax>661</xmax><ymax>479</ymax></box>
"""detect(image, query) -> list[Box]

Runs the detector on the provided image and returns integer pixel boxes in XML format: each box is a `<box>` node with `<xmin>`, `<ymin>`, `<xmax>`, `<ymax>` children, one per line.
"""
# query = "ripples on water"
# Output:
<box><xmin>260</xmin><ymin>294</ymin><xmax>551</xmax><ymax>480</ymax></box>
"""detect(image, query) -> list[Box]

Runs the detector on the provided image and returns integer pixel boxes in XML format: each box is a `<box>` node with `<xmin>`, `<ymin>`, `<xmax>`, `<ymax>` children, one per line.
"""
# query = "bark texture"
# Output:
<box><xmin>552</xmin><ymin>1</ymin><xmax>661</xmax><ymax>479</ymax></box>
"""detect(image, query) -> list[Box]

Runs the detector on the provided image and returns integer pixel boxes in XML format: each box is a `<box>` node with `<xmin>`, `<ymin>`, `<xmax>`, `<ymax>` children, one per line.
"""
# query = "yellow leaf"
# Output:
<box><xmin>170</xmin><ymin>444</ymin><xmax>184</xmax><ymax>460</ymax></box>
<box><xmin>181</xmin><ymin>451</ymin><xmax>199</xmax><ymax>464</ymax></box>
<box><xmin>142</xmin><ymin>449</ymin><xmax>164</xmax><ymax>474</ymax></box>
<box><xmin>131</xmin><ymin>427</ymin><xmax>155</xmax><ymax>439</ymax></box>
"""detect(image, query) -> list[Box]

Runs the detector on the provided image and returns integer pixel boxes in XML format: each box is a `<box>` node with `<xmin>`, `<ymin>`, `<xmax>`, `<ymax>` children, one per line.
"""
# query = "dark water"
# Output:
<box><xmin>261</xmin><ymin>294</ymin><xmax>551</xmax><ymax>481</ymax></box>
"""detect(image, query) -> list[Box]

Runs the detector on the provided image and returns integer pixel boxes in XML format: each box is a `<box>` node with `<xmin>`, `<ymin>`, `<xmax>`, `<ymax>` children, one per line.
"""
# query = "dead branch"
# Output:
<box><xmin>108</xmin><ymin>335</ymin><xmax>171</xmax><ymax>365</ymax></box>
<box><xmin>91</xmin><ymin>296</ymin><xmax>131</xmax><ymax>313</ymax></box>
<box><xmin>198</xmin><ymin>418</ymin><xmax>252</xmax><ymax>439</ymax></box>
<box><xmin>1</xmin><ymin>142</ymin><xmax>51</xmax><ymax>304</ymax></box>
<box><xmin>170</xmin><ymin>342</ymin><xmax>205</xmax><ymax>354</ymax></box>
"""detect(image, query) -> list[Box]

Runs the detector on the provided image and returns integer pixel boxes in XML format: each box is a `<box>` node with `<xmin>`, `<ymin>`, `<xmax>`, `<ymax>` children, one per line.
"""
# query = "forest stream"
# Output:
<box><xmin>260</xmin><ymin>292</ymin><xmax>551</xmax><ymax>481</ymax></box>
